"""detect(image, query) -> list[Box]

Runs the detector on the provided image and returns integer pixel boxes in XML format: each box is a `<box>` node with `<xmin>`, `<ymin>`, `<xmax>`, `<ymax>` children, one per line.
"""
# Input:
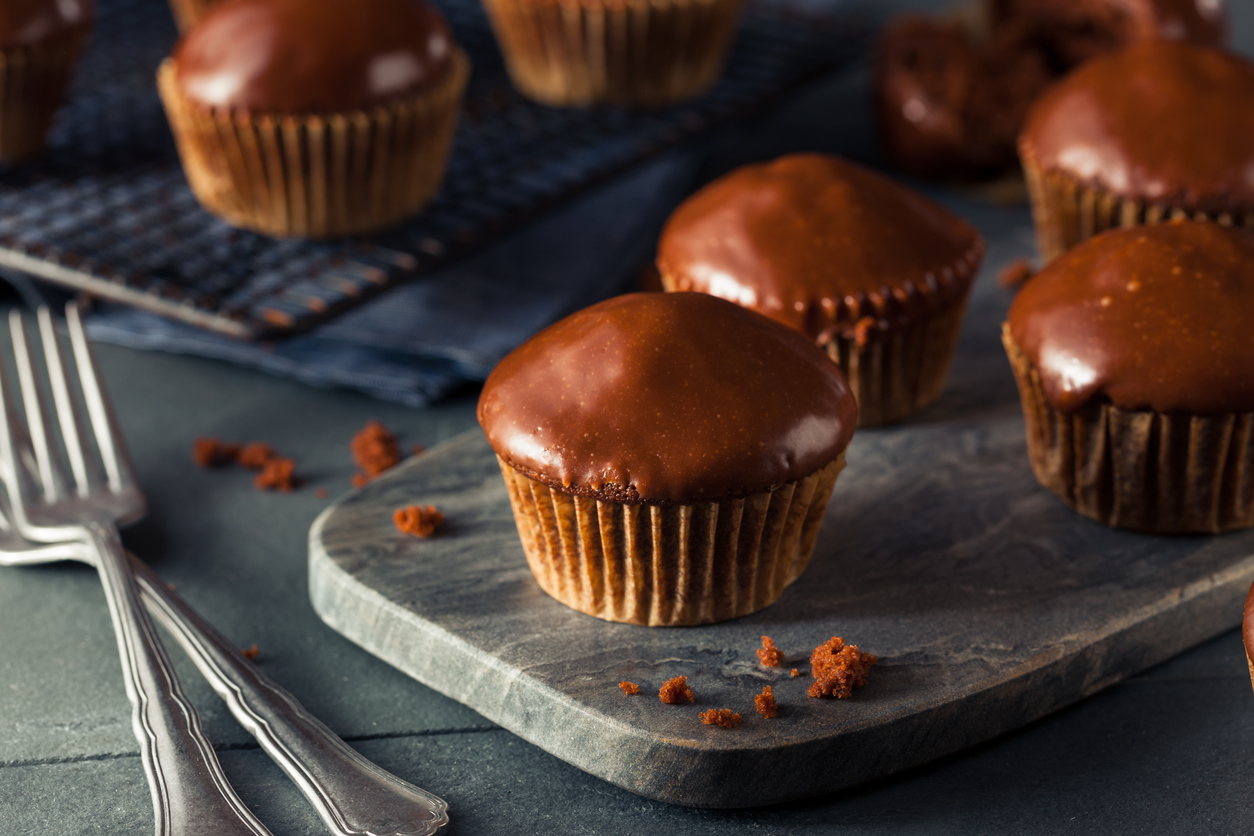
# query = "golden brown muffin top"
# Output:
<box><xmin>1020</xmin><ymin>42</ymin><xmax>1254</xmax><ymax>213</ymax></box>
<box><xmin>656</xmin><ymin>154</ymin><xmax>984</xmax><ymax>340</ymax></box>
<box><xmin>477</xmin><ymin>292</ymin><xmax>857</xmax><ymax>504</ymax></box>
<box><xmin>0</xmin><ymin>0</ymin><xmax>91</xmax><ymax>48</ymax></box>
<box><xmin>1006</xmin><ymin>221</ymin><xmax>1254</xmax><ymax>414</ymax></box>
<box><xmin>172</xmin><ymin>0</ymin><xmax>455</xmax><ymax>113</ymax></box>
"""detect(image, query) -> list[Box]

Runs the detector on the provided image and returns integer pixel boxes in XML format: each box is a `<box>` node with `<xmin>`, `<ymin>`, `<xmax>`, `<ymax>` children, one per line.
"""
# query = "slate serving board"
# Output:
<box><xmin>308</xmin><ymin>281</ymin><xmax>1254</xmax><ymax>808</ymax></box>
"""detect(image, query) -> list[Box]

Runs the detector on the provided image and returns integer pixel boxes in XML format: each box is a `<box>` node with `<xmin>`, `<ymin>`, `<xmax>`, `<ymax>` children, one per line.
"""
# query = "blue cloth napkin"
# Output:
<box><xmin>26</xmin><ymin>151</ymin><xmax>698</xmax><ymax>406</ymax></box>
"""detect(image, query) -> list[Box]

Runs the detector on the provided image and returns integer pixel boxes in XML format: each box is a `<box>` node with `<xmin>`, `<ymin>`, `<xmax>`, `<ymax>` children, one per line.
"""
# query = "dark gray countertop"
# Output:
<box><xmin>3</xmin><ymin>2</ymin><xmax>1254</xmax><ymax>833</ymax></box>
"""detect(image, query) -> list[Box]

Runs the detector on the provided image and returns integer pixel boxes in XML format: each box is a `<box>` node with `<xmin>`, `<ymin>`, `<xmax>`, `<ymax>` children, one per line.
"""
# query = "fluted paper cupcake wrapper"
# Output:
<box><xmin>480</xmin><ymin>0</ymin><xmax>744</xmax><ymax>107</ymax></box>
<box><xmin>157</xmin><ymin>51</ymin><xmax>469</xmax><ymax>238</ymax></box>
<box><xmin>0</xmin><ymin>28</ymin><xmax>89</xmax><ymax>163</ymax></box>
<box><xmin>1004</xmin><ymin>326</ymin><xmax>1254</xmax><ymax>534</ymax></box>
<box><xmin>497</xmin><ymin>454</ymin><xmax>844</xmax><ymax>626</ymax></box>
<box><xmin>1021</xmin><ymin>149</ymin><xmax>1254</xmax><ymax>263</ymax></box>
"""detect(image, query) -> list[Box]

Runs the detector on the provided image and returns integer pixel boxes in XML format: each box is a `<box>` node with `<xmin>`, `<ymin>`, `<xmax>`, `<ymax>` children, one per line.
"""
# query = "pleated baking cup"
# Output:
<box><xmin>496</xmin><ymin>454</ymin><xmax>845</xmax><ymax>626</ymax></box>
<box><xmin>157</xmin><ymin>50</ymin><xmax>469</xmax><ymax>238</ymax></box>
<box><xmin>480</xmin><ymin>0</ymin><xmax>744</xmax><ymax>107</ymax></box>
<box><xmin>1003</xmin><ymin>326</ymin><xmax>1254</xmax><ymax>534</ymax></box>
<box><xmin>167</xmin><ymin>0</ymin><xmax>218</xmax><ymax>32</ymax></box>
<box><xmin>1020</xmin><ymin>146</ymin><xmax>1254</xmax><ymax>263</ymax></box>
<box><xmin>0</xmin><ymin>27</ymin><xmax>90</xmax><ymax>164</ymax></box>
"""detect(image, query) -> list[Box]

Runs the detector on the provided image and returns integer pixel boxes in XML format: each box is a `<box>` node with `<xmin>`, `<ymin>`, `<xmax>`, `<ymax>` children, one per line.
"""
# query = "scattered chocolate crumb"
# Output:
<box><xmin>755</xmin><ymin>686</ymin><xmax>778</xmax><ymax>719</ymax></box>
<box><xmin>756</xmin><ymin>636</ymin><xmax>784</xmax><ymax>667</ymax></box>
<box><xmin>314</xmin><ymin>488</ymin><xmax>329</xmax><ymax>500</ymax></box>
<box><xmin>852</xmin><ymin>316</ymin><xmax>878</xmax><ymax>349</ymax></box>
<box><xmin>237</xmin><ymin>442</ymin><xmax>278</xmax><ymax>470</ymax></box>
<box><xmin>619</xmin><ymin>681</ymin><xmax>640</xmax><ymax>695</ymax></box>
<box><xmin>997</xmin><ymin>257</ymin><xmax>1036</xmax><ymax>289</ymax></box>
<box><xmin>394</xmin><ymin>505</ymin><xmax>445</xmax><ymax>538</ymax></box>
<box><xmin>351</xmin><ymin>421</ymin><xmax>402</xmax><ymax>485</ymax></box>
<box><xmin>411</xmin><ymin>444</ymin><xmax>426</xmax><ymax>457</ymax></box>
<box><xmin>808</xmin><ymin>637</ymin><xmax>877</xmax><ymax>699</ymax></box>
<box><xmin>351</xmin><ymin>473</ymin><xmax>370</xmax><ymax>489</ymax></box>
<box><xmin>240</xmin><ymin>644</ymin><xmax>260</xmax><ymax>661</ymax></box>
<box><xmin>193</xmin><ymin>437</ymin><xmax>239</xmax><ymax>468</ymax></box>
<box><xmin>166</xmin><ymin>583</ymin><xmax>176</xmax><ymax>592</ymax></box>
<box><xmin>699</xmin><ymin>708</ymin><xmax>742</xmax><ymax>729</ymax></box>
<box><xmin>255</xmin><ymin>457</ymin><xmax>298</xmax><ymax>492</ymax></box>
<box><xmin>659</xmin><ymin>676</ymin><xmax>695</xmax><ymax>705</ymax></box>
<box><xmin>790</xmin><ymin>668</ymin><xmax>801</xmax><ymax>678</ymax></box>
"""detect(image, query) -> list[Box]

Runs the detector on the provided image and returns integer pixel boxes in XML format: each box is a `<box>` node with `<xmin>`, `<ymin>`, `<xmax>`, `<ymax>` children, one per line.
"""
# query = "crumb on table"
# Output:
<box><xmin>808</xmin><ymin>637</ymin><xmax>877</xmax><ymax>699</ymax></box>
<box><xmin>193</xmin><ymin>437</ymin><xmax>239</xmax><ymax>467</ymax></box>
<box><xmin>351</xmin><ymin>420</ymin><xmax>402</xmax><ymax>485</ymax></box>
<box><xmin>240</xmin><ymin>644</ymin><xmax>260</xmax><ymax>661</ymax></box>
<box><xmin>756</xmin><ymin>635</ymin><xmax>784</xmax><ymax>667</ymax></box>
<box><xmin>755</xmin><ymin>685</ymin><xmax>778</xmax><ymax>719</ymax></box>
<box><xmin>255</xmin><ymin>457</ymin><xmax>298</xmax><ymax>492</ymax></box>
<box><xmin>237</xmin><ymin>442</ymin><xmax>278</xmax><ymax>470</ymax></box>
<box><xmin>790</xmin><ymin>668</ymin><xmax>801</xmax><ymax>678</ymax></box>
<box><xmin>659</xmin><ymin>676</ymin><xmax>694</xmax><ymax>705</ymax></box>
<box><xmin>394</xmin><ymin>505</ymin><xmax>445</xmax><ymax>538</ymax></box>
<box><xmin>699</xmin><ymin>708</ymin><xmax>742</xmax><ymax>729</ymax></box>
<box><xmin>619</xmin><ymin>681</ymin><xmax>639</xmax><ymax>695</ymax></box>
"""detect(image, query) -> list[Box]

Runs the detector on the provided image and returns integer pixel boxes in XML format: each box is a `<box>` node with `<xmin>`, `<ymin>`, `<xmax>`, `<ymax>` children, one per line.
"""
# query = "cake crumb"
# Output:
<box><xmin>619</xmin><ymin>681</ymin><xmax>639</xmax><ymax>695</ymax></box>
<box><xmin>255</xmin><ymin>457</ymin><xmax>298</xmax><ymax>492</ymax></box>
<box><xmin>315</xmin><ymin>488</ymin><xmax>329</xmax><ymax>499</ymax></box>
<box><xmin>756</xmin><ymin>635</ymin><xmax>784</xmax><ymax>667</ymax></box>
<box><xmin>808</xmin><ymin>637</ymin><xmax>877</xmax><ymax>699</ymax></box>
<box><xmin>237</xmin><ymin>442</ymin><xmax>278</xmax><ymax>470</ymax></box>
<box><xmin>240</xmin><ymin>644</ymin><xmax>260</xmax><ymax>661</ymax></box>
<box><xmin>790</xmin><ymin>668</ymin><xmax>801</xmax><ymax>678</ymax></box>
<box><xmin>997</xmin><ymin>257</ymin><xmax>1035</xmax><ymax>289</ymax></box>
<box><xmin>193</xmin><ymin>437</ymin><xmax>239</xmax><ymax>467</ymax></box>
<box><xmin>167</xmin><ymin>583</ymin><xmax>176</xmax><ymax>592</ymax></box>
<box><xmin>659</xmin><ymin>676</ymin><xmax>695</xmax><ymax>705</ymax></box>
<box><xmin>755</xmin><ymin>686</ymin><xmax>778</xmax><ymax>719</ymax></box>
<box><xmin>351</xmin><ymin>421</ymin><xmax>402</xmax><ymax>485</ymax></box>
<box><xmin>394</xmin><ymin>505</ymin><xmax>445</xmax><ymax>538</ymax></box>
<box><xmin>699</xmin><ymin>708</ymin><xmax>742</xmax><ymax>729</ymax></box>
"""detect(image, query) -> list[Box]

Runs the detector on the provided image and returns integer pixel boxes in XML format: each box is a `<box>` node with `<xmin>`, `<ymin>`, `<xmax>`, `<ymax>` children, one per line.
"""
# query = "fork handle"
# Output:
<box><xmin>85</xmin><ymin>522</ymin><xmax>272</xmax><ymax>836</ymax></box>
<box><xmin>130</xmin><ymin>556</ymin><xmax>450</xmax><ymax>836</ymax></box>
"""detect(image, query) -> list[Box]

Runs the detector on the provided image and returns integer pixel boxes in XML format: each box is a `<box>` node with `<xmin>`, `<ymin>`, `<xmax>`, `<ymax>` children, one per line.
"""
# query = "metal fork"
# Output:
<box><xmin>0</xmin><ymin>305</ymin><xmax>450</xmax><ymax>836</ymax></box>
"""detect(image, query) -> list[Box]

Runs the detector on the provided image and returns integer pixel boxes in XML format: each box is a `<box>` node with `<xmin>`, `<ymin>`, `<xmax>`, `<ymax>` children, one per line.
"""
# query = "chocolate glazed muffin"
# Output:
<box><xmin>0</xmin><ymin>0</ymin><xmax>93</xmax><ymax>163</ymax></box>
<box><xmin>478</xmin><ymin>292</ymin><xmax>857</xmax><ymax>627</ymax></box>
<box><xmin>1003</xmin><ymin>221</ymin><xmax>1254</xmax><ymax>533</ymax></box>
<box><xmin>1019</xmin><ymin>41</ymin><xmax>1254</xmax><ymax>262</ymax></box>
<box><xmin>657</xmin><ymin>154</ymin><xmax>985</xmax><ymax>427</ymax></box>
<box><xmin>1244</xmin><ymin>582</ymin><xmax>1254</xmax><ymax>691</ymax></box>
<box><xmin>158</xmin><ymin>0</ymin><xmax>469</xmax><ymax>238</ymax></box>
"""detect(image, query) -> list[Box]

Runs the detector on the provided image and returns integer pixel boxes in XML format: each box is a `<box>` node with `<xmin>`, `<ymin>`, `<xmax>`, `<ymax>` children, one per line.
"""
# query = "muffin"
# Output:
<box><xmin>0</xmin><ymin>0</ymin><xmax>93</xmax><ymax>163</ymax></box>
<box><xmin>480</xmin><ymin>0</ymin><xmax>744</xmax><ymax>107</ymax></box>
<box><xmin>1003</xmin><ymin>220</ymin><xmax>1254</xmax><ymax>533</ymax></box>
<box><xmin>477</xmin><ymin>292</ymin><xmax>857</xmax><ymax>627</ymax></box>
<box><xmin>166</xmin><ymin>0</ymin><xmax>218</xmax><ymax>32</ymax></box>
<box><xmin>1244</xmin><ymin>581</ymin><xmax>1254</xmax><ymax>692</ymax></box>
<box><xmin>1019</xmin><ymin>41</ymin><xmax>1254</xmax><ymax>262</ymax></box>
<box><xmin>656</xmin><ymin>153</ymin><xmax>985</xmax><ymax>427</ymax></box>
<box><xmin>157</xmin><ymin>0</ymin><xmax>469</xmax><ymax>238</ymax></box>
<box><xmin>876</xmin><ymin>0</ymin><xmax>1226</xmax><ymax>182</ymax></box>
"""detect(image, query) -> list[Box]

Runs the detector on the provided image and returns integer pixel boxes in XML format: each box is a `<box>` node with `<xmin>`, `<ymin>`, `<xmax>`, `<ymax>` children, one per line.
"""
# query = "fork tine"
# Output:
<box><xmin>38</xmin><ymin>306</ymin><xmax>91</xmax><ymax>496</ymax></box>
<box><xmin>0</xmin><ymin>327</ymin><xmax>39</xmax><ymax>521</ymax></box>
<box><xmin>10</xmin><ymin>311</ymin><xmax>59</xmax><ymax>502</ymax></box>
<box><xmin>65</xmin><ymin>303</ymin><xmax>129</xmax><ymax>492</ymax></box>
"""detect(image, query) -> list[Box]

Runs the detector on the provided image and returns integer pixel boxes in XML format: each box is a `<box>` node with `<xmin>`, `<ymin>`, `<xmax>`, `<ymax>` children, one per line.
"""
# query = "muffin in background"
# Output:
<box><xmin>478</xmin><ymin>292</ymin><xmax>857</xmax><ymax>627</ymax></box>
<box><xmin>1003</xmin><ymin>221</ymin><xmax>1254</xmax><ymax>534</ymax></box>
<box><xmin>657</xmin><ymin>153</ymin><xmax>985</xmax><ymax>427</ymax></box>
<box><xmin>166</xmin><ymin>0</ymin><xmax>218</xmax><ymax>32</ymax></box>
<box><xmin>1019</xmin><ymin>41</ymin><xmax>1254</xmax><ymax>262</ymax></box>
<box><xmin>480</xmin><ymin>0</ymin><xmax>744</xmax><ymax>107</ymax></box>
<box><xmin>158</xmin><ymin>0</ymin><xmax>469</xmax><ymax>238</ymax></box>
<box><xmin>0</xmin><ymin>0</ymin><xmax>93</xmax><ymax>163</ymax></box>
<box><xmin>1243</xmin><ymin>582</ymin><xmax>1254</xmax><ymax>692</ymax></box>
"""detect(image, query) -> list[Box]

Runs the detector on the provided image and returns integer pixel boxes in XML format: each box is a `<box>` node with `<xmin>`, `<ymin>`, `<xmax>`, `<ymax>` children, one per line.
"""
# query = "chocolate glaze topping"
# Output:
<box><xmin>1020</xmin><ymin>42</ymin><xmax>1254</xmax><ymax>213</ymax></box>
<box><xmin>0</xmin><ymin>0</ymin><xmax>91</xmax><ymax>48</ymax></box>
<box><xmin>1006</xmin><ymin>221</ymin><xmax>1254</xmax><ymax>414</ymax></box>
<box><xmin>173</xmin><ymin>0</ymin><xmax>455</xmax><ymax>113</ymax></box>
<box><xmin>656</xmin><ymin>154</ymin><xmax>984</xmax><ymax>339</ymax></box>
<box><xmin>1244</xmin><ymin>581</ymin><xmax>1254</xmax><ymax>668</ymax></box>
<box><xmin>478</xmin><ymin>293</ymin><xmax>857</xmax><ymax>504</ymax></box>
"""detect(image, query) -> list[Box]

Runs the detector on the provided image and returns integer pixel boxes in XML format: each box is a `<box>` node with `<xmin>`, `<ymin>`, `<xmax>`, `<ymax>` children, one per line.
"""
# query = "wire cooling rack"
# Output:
<box><xmin>0</xmin><ymin>0</ymin><xmax>864</xmax><ymax>339</ymax></box>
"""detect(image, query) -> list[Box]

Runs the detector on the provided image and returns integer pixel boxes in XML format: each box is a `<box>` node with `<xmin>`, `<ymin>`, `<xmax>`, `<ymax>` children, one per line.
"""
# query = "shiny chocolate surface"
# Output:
<box><xmin>1006</xmin><ymin>220</ymin><xmax>1254</xmax><ymax>414</ymax></box>
<box><xmin>173</xmin><ymin>0</ymin><xmax>455</xmax><ymax>112</ymax></box>
<box><xmin>1020</xmin><ymin>41</ymin><xmax>1254</xmax><ymax>212</ymax></box>
<box><xmin>477</xmin><ymin>292</ymin><xmax>857</xmax><ymax>503</ymax></box>
<box><xmin>0</xmin><ymin>0</ymin><xmax>91</xmax><ymax>47</ymax></box>
<box><xmin>655</xmin><ymin>154</ymin><xmax>983</xmax><ymax>338</ymax></box>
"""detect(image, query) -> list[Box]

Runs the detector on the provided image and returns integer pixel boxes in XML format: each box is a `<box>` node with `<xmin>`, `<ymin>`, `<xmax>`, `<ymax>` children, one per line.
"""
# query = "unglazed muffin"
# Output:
<box><xmin>478</xmin><ymin>292</ymin><xmax>857</xmax><ymax>627</ymax></box>
<box><xmin>1003</xmin><ymin>220</ymin><xmax>1254</xmax><ymax>533</ymax></box>
<box><xmin>158</xmin><ymin>0</ymin><xmax>469</xmax><ymax>238</ymax></box>
<box><xmin>0</xmin><ymin>0</ymin><xmax>93</xmax><ymax>163</ymax></box>
<box><xmin>657</xmin><ymin>153</ymin><xmax>985</xmax><ymax>426</ymax></box>
<box><xmin>1019</xmin><ymin>41</ymin><xmax>1254</xmax><ymax>262</ymax></box>
<box><xmin>480</xmin><ymin>0</ymin><xmax>744</xmax><ymax>107</ymax></box>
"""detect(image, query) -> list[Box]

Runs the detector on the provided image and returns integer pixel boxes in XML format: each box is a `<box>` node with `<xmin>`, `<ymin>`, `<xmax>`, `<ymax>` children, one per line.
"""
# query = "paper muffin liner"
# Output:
<box><xmin>480</xmin><ymin>0</ymin><xmax>744</xmax><ymax>107</ymax></box>
<box><xmin>0</xmin><ymin>28</ymin><xmax>90</xmax><ymax>164</ymax></box>
<box><xmin>1003</xmin><ymin>326</ymin><xmax>1254</xmax><ymax>534</ymax></box>
<box><xmin>1020</xmin><ymin>145</ymin><xmax>1254</xmax><ymax>263</ymax></box>
<box><xmin>496</xmin><ymin>454</ymin><xmax>845</xmax><ymax>626</ymax></box>
<box><xmin>157</xmin><ymin>50</ymin><xmax>469</xmax><ymax>238</ymax></box>
<box><xmin>167</xmin><ymin>0</ymin><xmax>218</xmax><ymax>32</ymax></box>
